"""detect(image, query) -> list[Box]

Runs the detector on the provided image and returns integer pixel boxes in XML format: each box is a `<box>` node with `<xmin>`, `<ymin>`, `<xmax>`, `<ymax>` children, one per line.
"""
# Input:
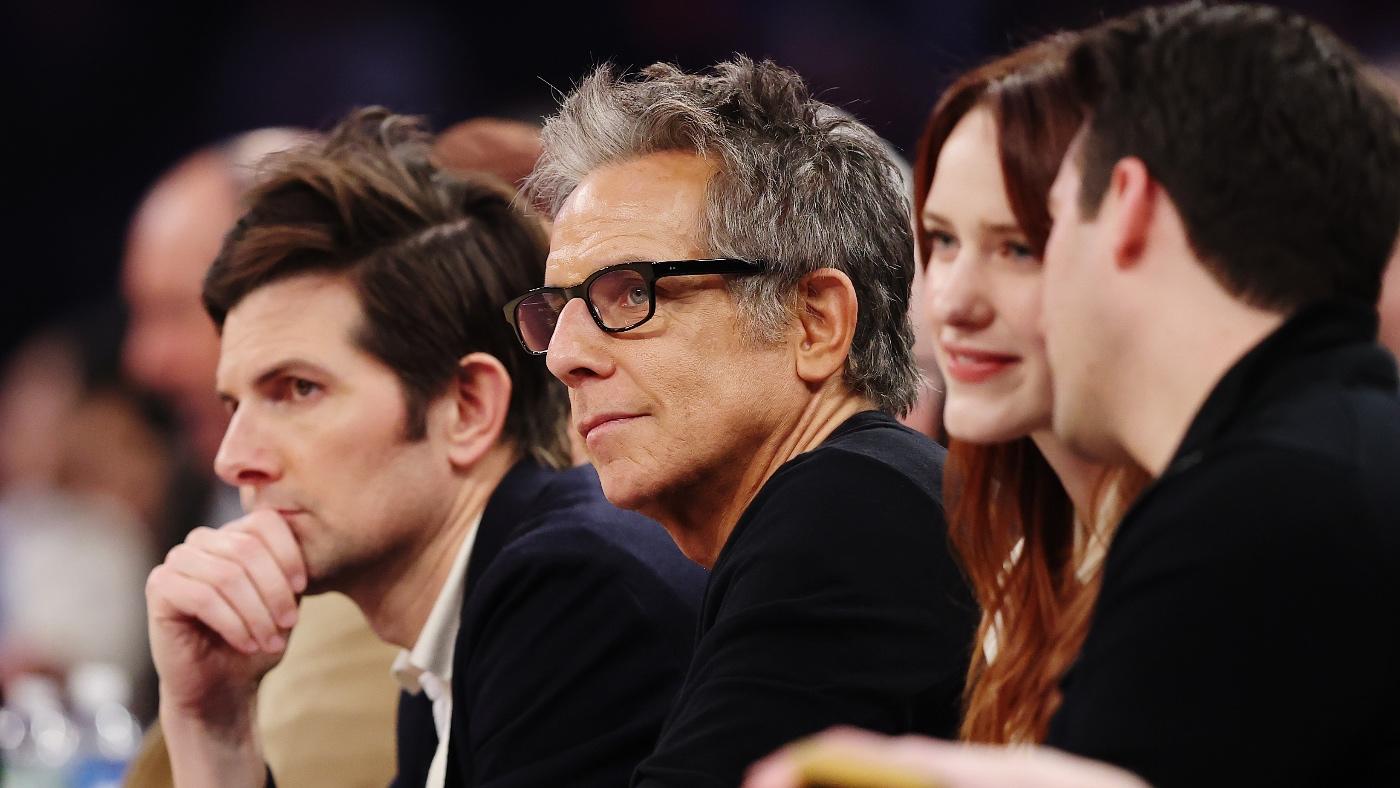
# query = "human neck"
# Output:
<box><xmin>1112</xmin><ymin>289</ymin><xmax>1285</xmax><ymax>477</ymax></box>
<box><xmin>657</xmin><ymin>390</ymin><xmax>875</xmax><ymax>568</ymax></box>
<box><xmin>1030</xmin><ymin>430</ymin><xmax>1107</xmax><ymax>520</ymax></box>
<box><xmin>344</xmin><ymin>444</ymin><xmax>517</xmax><ymax>649</ymax></box>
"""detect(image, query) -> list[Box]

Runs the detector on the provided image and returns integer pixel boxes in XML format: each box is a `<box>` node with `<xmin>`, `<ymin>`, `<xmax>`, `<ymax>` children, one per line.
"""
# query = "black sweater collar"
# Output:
<box><xmin>1164</xmin><ymin>300</ymin><xmax>1394</xmax><ymax>477</ymax></box>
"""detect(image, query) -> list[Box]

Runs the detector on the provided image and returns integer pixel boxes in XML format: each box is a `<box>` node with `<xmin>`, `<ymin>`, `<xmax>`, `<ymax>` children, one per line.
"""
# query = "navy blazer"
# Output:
<box><xmin>388</xmin><ymin>460</ymin><xmax>705</xmax><ymax>788</ymax></box>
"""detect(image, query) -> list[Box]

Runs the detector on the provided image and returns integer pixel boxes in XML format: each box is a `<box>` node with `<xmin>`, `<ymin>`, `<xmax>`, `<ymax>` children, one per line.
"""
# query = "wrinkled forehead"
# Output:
<box><xmin>544</xmin><ymin>152</ymin><xmax>715</xmax><ymax>287</ymax></box>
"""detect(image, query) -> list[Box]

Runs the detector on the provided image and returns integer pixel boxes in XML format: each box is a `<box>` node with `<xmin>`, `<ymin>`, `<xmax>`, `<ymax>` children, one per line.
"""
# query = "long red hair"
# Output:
<box><xmin>913</xmin><ymin>34</ymin><xmax>1148</xmax><ymax>743</ymax></box>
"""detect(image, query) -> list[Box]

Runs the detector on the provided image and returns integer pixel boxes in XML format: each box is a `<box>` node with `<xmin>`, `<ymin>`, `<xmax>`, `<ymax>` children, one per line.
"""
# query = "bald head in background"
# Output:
<box><xmin>1384</xmin><ymin>241</ymin><xmax>1400</xmax><ymax>358</ymax></box>
<box><xmin>432</xmin><ymin>116</ymin><xmax>542</xmax><ymax>191</ymax></box>
<box><xmin>1378</xmin><ymin>67</ymin><xmax>1400</xmax><ymax>359</ymax></box>
<box><xmin>122</xmin><ymin>120</ymin><xmax>542</xmax><ymax>467</ymax></box>
<box><xmin>123</xmin><ymin>130</ymin><xmax>308</xmax><ymax>467</ymax></box>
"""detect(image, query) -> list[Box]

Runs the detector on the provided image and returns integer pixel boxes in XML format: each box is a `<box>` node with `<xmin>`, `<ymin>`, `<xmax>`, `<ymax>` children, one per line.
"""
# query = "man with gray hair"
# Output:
<box><xmin>506</xmin><ymin>57</ymin><xmax>976</xmax><ymax>786</ymax></box>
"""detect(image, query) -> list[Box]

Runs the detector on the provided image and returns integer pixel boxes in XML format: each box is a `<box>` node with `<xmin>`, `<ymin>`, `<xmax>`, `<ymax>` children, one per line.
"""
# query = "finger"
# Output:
<box><xmin>147</xmin><ymin>565</ymin><xmax>261</xmax><ymax>655</ymax></box>
<box><xmin>187</xmin><ymin>527</ymin><xmax>300</xmax><ymax>629</ymax></box>
<box><xmin>228</xmin><ymin>512</ymin><xmax>309</xmax><ymax>594</ymax></box>
<box><xmin>164</xmin><ymin>544</ymin><xmax>286</xmax><ymax>652</ymax></box>
<box><xmin>742</xmin><ymin>751</ymin><xmax>802</xmax><ymax>788</ymax></box>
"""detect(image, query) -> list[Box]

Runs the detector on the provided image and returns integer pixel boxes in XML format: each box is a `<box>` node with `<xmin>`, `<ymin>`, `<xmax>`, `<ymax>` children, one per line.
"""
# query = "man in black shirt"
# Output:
<box><xmin>1037</xmin><ymin>4</ymin><xmax>1400</xmax><ymax>785</ymax></box>
<box><xmin>507</xmin><ymin>58</ymin><xmax>977</xmax><ymax>786</ymax></box>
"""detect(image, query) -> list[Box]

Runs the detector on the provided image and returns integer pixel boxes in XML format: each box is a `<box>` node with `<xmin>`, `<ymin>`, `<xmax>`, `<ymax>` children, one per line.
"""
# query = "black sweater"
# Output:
<box><xmin>634</xmin><ymin>411</ymin><xmax>977</xmax><ymax>788</ymax></box>
<box><xmin>1047</xmin><ymin>302</ymin><xmax>1400</xmax><ymax>786</ymax></box>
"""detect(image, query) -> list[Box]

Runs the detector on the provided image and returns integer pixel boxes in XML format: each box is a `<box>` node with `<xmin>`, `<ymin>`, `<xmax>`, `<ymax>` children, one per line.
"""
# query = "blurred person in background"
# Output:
<box><xmin>121</xmin><ymin>127</ymin><xmax>403</xmax><ymax>788</ymax></box>
<box><xmin>1384</xmin><ymin>239</ymin><xmax>1400</xmax><ymax>359</ymax></box>
<box><xmin>902</xmin><ymin>263</ymin><xmax>947</xmax><ymax>440</ymax></box>
<box><xmin>1378</xmin><ymin>65</ymin><xmax>1400</xmax><ymax>360</ymax></box>
<box><xmin>0</xmin><ymin>308</ymin><xmax>171</xmax><ymax>705</ymax></box>
<box><xmin>433</xmin><ymin>117</ymin><xmax>543</xmax><ymax>195</ymax></box>
<box><xmin>516</xmin><ymin>57</ymin><xmax>977</xmax><ymax>787</ymax></box>
<box><xmin>149</xmin><ymin>107</ymin><xmax>702</xmax><ymax>788</ymax></box>
<box><xmin>0</xmin><ymin>331</ymin><xmax>82</xmax><ymax>493</ymax></box>
<box><xmin>431</xmin><ymin>116</ymin><xmax>599</xmax><ymax>464</ymax></box>
<box><xmin>123</xmin><ymin>129</ymin><xmax>312</xmax><ymax>535</ymax></box>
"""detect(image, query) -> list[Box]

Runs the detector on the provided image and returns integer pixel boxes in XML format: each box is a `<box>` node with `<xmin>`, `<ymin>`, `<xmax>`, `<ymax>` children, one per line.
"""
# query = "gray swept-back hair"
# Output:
<box><xmin>527</xmin><ymin>57</ymin><xmax>921</xmax><ymax>416</ymax></box>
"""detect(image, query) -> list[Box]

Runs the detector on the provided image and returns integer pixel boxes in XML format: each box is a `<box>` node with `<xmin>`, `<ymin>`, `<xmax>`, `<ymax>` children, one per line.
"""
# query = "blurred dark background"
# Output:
<box><xmin>4</xmin><ymin>0</ymin><xmax>1399</xmax><ymax>364</ymax></box>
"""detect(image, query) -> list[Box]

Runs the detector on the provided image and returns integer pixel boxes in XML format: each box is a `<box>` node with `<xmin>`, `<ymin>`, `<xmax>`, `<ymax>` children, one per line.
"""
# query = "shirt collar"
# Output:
<box><xmin>392</xmin><ymin>513</ymin><xmax>482</xmax><ymax>696</ymax></box>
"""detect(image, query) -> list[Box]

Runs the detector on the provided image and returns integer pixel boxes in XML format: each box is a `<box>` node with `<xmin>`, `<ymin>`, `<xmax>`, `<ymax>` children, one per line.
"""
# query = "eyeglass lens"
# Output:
<box><xmin>515</xmin><ymin>268</ymin><xmax>651</xmax><ymax>352</ymax></box>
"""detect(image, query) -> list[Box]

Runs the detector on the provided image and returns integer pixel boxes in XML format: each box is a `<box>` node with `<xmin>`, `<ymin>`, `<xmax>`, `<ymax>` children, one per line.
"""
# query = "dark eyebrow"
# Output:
<box><xmin>217</xmin><ymin>359</ymin><xmax>332</xmax><ymax>401</ymax></box>
<box><xmin>253</xmin><ymin>360</ymin><xmax>331</xmax><ymax>387</ymax></box>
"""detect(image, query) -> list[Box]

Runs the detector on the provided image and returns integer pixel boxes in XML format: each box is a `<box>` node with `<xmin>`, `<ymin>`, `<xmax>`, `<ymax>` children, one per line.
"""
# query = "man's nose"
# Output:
<box><xmin>213</xmin><ymin>407</ymin><xmax>284</xmax><ymax>489</ymax></box>
<box><xmin>545</xmin><ymin>298</ymin><xmax>616</xmax><ymax>386</ymax></box>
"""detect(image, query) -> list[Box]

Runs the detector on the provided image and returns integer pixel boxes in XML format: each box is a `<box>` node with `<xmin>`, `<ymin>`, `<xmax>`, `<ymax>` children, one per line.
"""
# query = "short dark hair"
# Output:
<box><xmin>1070</xmin><ymin>2</ymin><xmax>1400</xmax><ymax>310</ymax></box>
<box><xmin>203</xmin><ymin>107</ymin><xmax>571</xmax><ymax>468</ymax></box>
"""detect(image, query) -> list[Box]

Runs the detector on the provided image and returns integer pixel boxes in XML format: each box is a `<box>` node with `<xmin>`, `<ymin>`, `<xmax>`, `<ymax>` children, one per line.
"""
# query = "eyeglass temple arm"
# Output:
<box><xmin>653</xmin><ymin>258</ymin><xmax>767</xmax><ymax>277</ymax></box>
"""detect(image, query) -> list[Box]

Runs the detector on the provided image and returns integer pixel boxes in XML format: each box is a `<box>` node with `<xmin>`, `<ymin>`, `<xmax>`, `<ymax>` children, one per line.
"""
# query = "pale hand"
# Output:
<box><xmin>146</xmin><ymin>509</ymin><xmax>307</xmax><ymax>728</ymax></box>
<box><xmin>744</xmin><ymin>728</ymin><xmax>1148</xmax><ymax>788</ymax></box>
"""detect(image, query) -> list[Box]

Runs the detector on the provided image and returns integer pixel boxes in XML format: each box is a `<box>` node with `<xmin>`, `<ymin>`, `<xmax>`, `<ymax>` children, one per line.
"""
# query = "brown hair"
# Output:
<box><xmin>913</xmin><ymin>34</ymin><xmax>1147</xmax><ymax>743</ymax></box>
<box><xmin>203</xmin><ymin>107</ymin><xmax>571</xmax><ymax>468</ymax></box>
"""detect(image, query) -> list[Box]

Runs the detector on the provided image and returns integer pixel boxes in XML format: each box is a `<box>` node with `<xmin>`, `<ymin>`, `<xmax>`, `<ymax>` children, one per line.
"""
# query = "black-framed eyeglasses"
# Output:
<box><xmin>502</xmin><ymin>258</ymin><xmax>767</xmax><ymax>355</ymax></box>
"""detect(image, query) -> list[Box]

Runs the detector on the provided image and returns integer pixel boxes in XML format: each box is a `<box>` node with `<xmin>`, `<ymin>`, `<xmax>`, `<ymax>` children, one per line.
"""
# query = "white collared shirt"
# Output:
<box><xmin>391</xmin><ymin>515</ymin><xmax>482</xmax><ymax>788</ymax></box>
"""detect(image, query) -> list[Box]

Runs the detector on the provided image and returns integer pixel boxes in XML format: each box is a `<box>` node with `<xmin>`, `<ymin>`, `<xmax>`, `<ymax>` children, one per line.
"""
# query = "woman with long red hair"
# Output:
<box><xmin>912</xmin><ymin>32</ymin><xmax>1149</xmax><ymax>746</ymax></box>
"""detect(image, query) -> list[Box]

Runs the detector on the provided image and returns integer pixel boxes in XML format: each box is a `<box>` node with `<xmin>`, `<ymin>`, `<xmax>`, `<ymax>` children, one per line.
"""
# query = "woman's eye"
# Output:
<box><xmin>291</xmin><ymin>378</ymin><xmax>321</xmax><ymax>399</ymax></box>
<box><xmin>625</xmin><ymin>286</ymin><xmax>649</xmax><ymax>307</ymax></box>
<box><xmin>1000</xmin><ymin>240</ymin><xmax>1039</xmax><ymax>264</ymax></box>
<box><xmin>927</xmin><ymin>230</ymin><xmax>958</xmax><ymax>263</ymax></box>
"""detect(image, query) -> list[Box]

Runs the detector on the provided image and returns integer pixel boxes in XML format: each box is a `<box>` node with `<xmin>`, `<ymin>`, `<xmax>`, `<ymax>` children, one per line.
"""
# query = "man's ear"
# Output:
<box><xmin>1107</xmin><ymin>157</ymin><xmax>1157</xmax><ymax>271</ymax></box>
<box><xmin>794</xmin><ymin>268</ymin><xmax>859</xmax><ymax>388</ymax></box>
<box><xmin>443</xmin><ymin>352</ymin><xmax>512</xmax><ymax>468</ymax></box>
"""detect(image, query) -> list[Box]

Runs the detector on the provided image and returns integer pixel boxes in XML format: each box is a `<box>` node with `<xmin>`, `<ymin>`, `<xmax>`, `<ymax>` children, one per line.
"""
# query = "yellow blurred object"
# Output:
<box><xmin>123</xmin><ymin>722</ymin><xmax>173</xmax><ymax>788</ymax></box>
<box><xmin>256</xmin><ymin>592</ymin><xmax>399</xmax><ymax>787</ymax></box>
<box><xmin>790</xmin><ymin>741</ymin><xmax>948</xmax><ymax>788</ymax></box>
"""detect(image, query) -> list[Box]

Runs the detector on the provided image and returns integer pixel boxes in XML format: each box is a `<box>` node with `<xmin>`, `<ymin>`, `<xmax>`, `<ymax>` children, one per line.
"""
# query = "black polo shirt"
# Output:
<box><xmin>634</xmin><ymin>411</ymin><xmax>977</xmax><ymax>788</ymax></box>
